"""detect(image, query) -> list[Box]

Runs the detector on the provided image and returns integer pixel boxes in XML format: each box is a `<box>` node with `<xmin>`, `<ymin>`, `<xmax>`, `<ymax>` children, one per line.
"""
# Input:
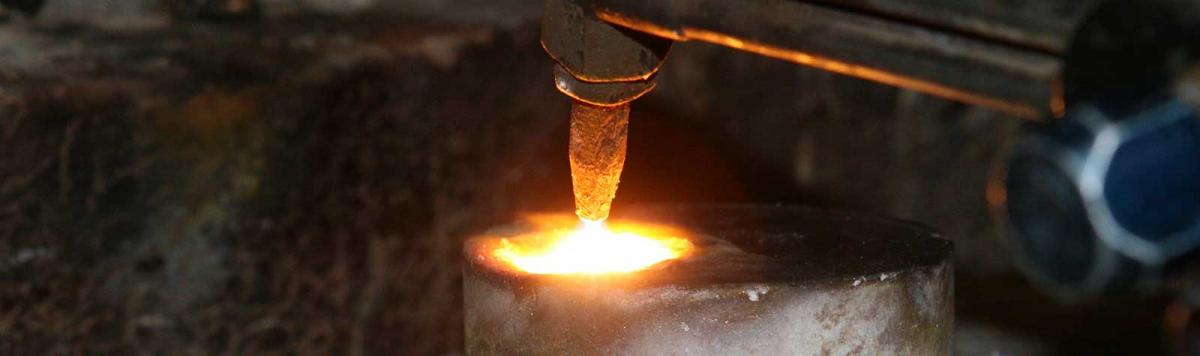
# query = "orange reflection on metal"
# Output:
<box><xmin>493</xmin><ymin>216</ymin><xmax>693</xmax><ymax>275</ymax></box>
<box><xmin>594</xmin><ymin>9</ymin><xmax>1042</xmax><ymax>120</ymax></box>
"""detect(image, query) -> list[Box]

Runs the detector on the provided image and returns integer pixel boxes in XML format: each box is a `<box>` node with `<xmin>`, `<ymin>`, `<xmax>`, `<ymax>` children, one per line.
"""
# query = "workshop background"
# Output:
<box><xmin>0</xmin><ymin>0</ymin><xmax>1174</xmax><ymax>355</ymax></box>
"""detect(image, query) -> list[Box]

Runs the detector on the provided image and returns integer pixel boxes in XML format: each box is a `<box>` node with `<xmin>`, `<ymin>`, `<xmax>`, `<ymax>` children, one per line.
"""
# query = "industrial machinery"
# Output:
<box><xmin>539</xmin><ymin>0</ymin><xmax>1200</xmax><ymax>349</ymax></box>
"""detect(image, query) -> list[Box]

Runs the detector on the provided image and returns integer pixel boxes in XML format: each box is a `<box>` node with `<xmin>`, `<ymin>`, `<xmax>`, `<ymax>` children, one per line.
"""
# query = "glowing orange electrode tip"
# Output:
<box><xmin>493</xmin><ymin>100</ymin><xmax>692</xmax><ymax>275</ymax></box>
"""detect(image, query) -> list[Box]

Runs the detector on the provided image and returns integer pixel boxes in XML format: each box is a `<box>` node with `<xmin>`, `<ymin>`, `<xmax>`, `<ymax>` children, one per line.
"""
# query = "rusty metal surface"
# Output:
<box><xmin>464</xmin><ymin>205</ymin><xmax>953</xmax><ymax>355</ymax></box>
<box><xmin>582</xmin><ymin>0</ymin><xmax>1062</xmax><ymax>119</ymax></box>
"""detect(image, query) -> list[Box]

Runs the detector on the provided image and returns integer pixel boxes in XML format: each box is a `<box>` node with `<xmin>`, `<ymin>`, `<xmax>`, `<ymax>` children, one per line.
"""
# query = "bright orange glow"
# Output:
<box><xmin>493</xmin><ymin>218</ymin><xmax>692</xmax><ymax>275</ymax></box>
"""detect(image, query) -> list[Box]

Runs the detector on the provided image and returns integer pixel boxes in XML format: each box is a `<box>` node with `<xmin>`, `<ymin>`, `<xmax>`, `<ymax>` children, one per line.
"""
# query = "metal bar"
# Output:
<box><xmin>805</xmin><ymin>0</ymin><xmax>1100</xmax><ymax>54</ymax></box>
<box><xmin>586</xmin><ymin>0</ymin><xmax>1066</xmax><ymax>119</ymax></box>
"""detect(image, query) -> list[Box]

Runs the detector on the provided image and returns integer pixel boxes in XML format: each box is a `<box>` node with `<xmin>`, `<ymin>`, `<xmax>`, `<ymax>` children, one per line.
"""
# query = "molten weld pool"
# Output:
<box><xmin>463</xmin><ymin>205</ymin><xmax>954</xmax><ymax>355</ymax></box>
<box><xmin>491</xmin><ymin>217</ymin><xmax>693</xmax><ymax>275</ymax></box>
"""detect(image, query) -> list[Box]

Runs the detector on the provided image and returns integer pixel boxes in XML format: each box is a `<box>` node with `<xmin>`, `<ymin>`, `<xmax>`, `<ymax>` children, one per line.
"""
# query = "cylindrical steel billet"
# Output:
<box><xmin>464</xmin><ymin>205</ymin><xmax>954</xmax><ymax>355</ymax></box>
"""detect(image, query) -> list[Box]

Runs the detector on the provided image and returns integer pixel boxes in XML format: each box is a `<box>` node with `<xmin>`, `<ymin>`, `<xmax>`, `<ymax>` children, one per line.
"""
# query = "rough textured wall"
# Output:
<box><xmin>0</xmin><ymin>14</ymin><xmax>570</xmax><ymax>354</ymax></box>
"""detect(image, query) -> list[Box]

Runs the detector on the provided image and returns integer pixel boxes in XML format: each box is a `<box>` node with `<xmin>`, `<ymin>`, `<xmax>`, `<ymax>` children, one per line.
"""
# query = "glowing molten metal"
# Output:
<box><xmin>494</xmin><ymin>218</ymin><xmax>692</xmax><ymax>275</ymax></box>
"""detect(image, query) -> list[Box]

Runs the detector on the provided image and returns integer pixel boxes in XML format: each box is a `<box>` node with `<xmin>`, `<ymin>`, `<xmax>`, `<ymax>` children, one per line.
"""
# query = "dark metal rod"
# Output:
<box><xmin>804</xmin><ymin>0</ymin><xmax>1100</xmax><ymax>54</ymax></box>
<box><xmin>586</xmin><ymin>0</ymin><xmax>1066</xmax><ymax>119</ymax></box>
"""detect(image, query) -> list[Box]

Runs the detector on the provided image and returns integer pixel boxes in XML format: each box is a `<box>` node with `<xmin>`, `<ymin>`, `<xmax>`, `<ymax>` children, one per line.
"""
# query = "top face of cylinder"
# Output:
<box><xmin>464</xmin><ymin>205</ymin><xmax>953</xmax><ymax>289</ymax></box>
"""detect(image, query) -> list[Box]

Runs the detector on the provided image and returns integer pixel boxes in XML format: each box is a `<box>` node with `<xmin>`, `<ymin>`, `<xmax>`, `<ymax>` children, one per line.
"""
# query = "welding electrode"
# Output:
<box><xmin>569</xmin><ymin>101</ymin><xmax>630</xmax><ymax>222</ymax></box>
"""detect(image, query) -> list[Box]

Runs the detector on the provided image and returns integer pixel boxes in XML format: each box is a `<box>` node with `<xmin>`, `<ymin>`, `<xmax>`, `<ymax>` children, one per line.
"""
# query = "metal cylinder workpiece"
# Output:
<box><xmin>464</xmin><ymin>205</ymin><xmax>954</xmax><ymax>355</ymax></box>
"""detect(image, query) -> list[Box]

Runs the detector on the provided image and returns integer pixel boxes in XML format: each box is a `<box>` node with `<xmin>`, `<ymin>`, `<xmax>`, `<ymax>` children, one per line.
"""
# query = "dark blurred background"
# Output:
<box><xmin>0</xmin><ymin>0</ymin><xmax>1178</xmax><ymax>354</ymax></box>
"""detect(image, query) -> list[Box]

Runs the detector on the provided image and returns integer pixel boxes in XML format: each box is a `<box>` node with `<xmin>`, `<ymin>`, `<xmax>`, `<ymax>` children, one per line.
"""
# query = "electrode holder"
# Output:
<box><xmin>541</xmin><ymin>0</ymin><xmax>672</xmax><ymax>106</ymax></box>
